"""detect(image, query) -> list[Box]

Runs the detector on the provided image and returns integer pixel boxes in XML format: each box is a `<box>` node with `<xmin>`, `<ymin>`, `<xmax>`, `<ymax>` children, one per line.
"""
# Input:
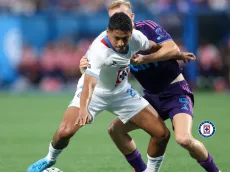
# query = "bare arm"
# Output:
<box><xmin>76</xmin><ymin>74</ymin><xmax>97</xmax><ymax>126</ymax></box>
<box><xmin>132</xmin><ymin>40</ymin><xmax>196</xmax><ymax>65</ymax></box>
<box><xmin>80</xmin><ymin>74</ymin><xmax>97</xmax><ymax>110</ymax></box>
<box><xmin>144</xmin><ymin>40</ymin><xmax>180</xmax><ymax>63</ymax></box>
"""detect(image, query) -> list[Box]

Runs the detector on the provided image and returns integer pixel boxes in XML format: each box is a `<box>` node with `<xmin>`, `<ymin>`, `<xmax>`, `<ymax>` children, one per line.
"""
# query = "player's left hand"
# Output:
<box><xmin>79</xmin><ymin>56</ymin><xmax>89</xmax><ymax>74</ymax></box>
<box><xmin>177</xmin><ymin>52</ymin><xmax>196</xmax><ymax>64</ymax></box>
<box><xmin>76</xmin><ymin>108</ymin><xmax>91</xmax><ymax>126</ymax></box>
<box><xmin>131</xmin><ymin>54</ymin><xmax>145</xmax><ymax>65</ymax></box>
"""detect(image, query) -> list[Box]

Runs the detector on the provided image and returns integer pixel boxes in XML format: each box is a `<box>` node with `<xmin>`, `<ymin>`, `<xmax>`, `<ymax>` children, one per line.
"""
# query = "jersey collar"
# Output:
<box><xmin>103</xmin><ymin>35</ymin><xmax>129</xmax><ymax>55</ymax></box>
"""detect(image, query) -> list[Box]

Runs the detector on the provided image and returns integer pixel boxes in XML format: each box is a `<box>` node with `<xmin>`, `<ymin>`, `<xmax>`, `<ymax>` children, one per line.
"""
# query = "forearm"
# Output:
<box><xmin>80</xmin><ymin>74</ymin><xmax>97</xmax><ymax>110</ymax></box>
<box><xmin>143</xmin><ymin>45</ymin><xmax>180</xmax><ymax>63</ymax></box>
<box><xmin>80</xmin><ymin>88</ymin><xmax>92</xmax><ymax>111</ymax></box>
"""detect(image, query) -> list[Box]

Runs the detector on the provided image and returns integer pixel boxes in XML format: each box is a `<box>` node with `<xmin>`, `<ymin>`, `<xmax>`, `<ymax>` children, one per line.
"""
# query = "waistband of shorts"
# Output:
<box><xmin>94</xmin><ymin>83</ymin><xmax>131</xmax><ymax>95</ymax></box>
<box><xmin>144</xmin><ymin>80</ymin><xmax>188</xmax><ymax>94</ymax></box>
<box><xmin>170</xmin><ymin>80</ymin><xmax>188</xmax><ymax>88</ymax></box>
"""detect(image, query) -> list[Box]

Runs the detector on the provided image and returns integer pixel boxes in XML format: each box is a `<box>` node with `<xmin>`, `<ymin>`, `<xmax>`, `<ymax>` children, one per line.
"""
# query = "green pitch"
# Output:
<box><xmin>0</xmin><ymin>92</ymin><xmax>229</xmax><ymax>172</ymax></box>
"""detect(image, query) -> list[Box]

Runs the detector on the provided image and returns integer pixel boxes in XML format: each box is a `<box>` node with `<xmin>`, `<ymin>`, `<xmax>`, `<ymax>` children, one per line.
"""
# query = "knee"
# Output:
<box><xmin>175</xmin><ymin>134</ymin><xmax>192</xmax><ymax>148</ymax></box>
<box><xmin>160</xmin><ymin>128</ymin><xmax>171</xmax><ymax>143</ymax></box>
<box><xmin>108</xmin><ymin>122</ymin><xmax>119</xmax><ymax>137</ymax></box>
<box><xmin>57</xmin><ymin>124</ymin><xmax>77</xmax><ymax>140</ymax></box>
<box><xmin>164</xmin><ymin>129</ymin><xmax>171</xmax><ymax>142</ymax></box>
<box><xmin>158</xmin><ymin>127</ymin><xmax>171</xmax><ymax>140</ymax></box>
<box><xmin>150</xmin><ymin>128</ymin><xmax>171</xmax><ymax>145</ymax></box>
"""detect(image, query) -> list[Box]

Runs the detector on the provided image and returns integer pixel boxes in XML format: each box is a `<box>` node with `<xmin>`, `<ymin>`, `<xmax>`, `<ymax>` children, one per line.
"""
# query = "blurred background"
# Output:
<box><xmin>0</xmin><ymin>1</ymin><xmax>230</xmax><ymax>172</ymax></box>
<box><xmin>0</xmin><ymin>0</ymin><xmax>229</xmax><ymax>93</ymax></box>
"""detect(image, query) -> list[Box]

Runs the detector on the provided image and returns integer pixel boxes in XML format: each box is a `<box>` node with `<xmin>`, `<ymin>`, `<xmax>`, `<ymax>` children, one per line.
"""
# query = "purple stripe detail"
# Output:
<box><xmin>136</xmin><ymin>20</ymin><xmax>158</xmax><ymax>27</ymax></box>
<box><xmin>184</xmin><ymin>85</ymin><xmax>192</xmax><ymax>94</ymax></box>
<box><xmin>135</xmin><ymin>21</ymin><xmax>144</xmax><ymax>25</ymax></box>
<box><xmin>146</xmin><ymin>20</ymin><xmax>158</xmax><ymax>27</ymax></box>
<box><xmin>145</xmin><ymin>22</ymin><xmax>156</xmax><ymax>30</ymax></box>
<box><xmin>135</xmin><ymin>23</ymin><xmax>145</xmax><ymax>27</ymax></box>
<box><xmin>180</xmin><ymin>82</ymin><xmax>193</xmax><ymax>94</ymax></box>
<box><xmin>186</xmin><ymin>95</ymin><xmax>193</xmax><ymax>113</ymax></box>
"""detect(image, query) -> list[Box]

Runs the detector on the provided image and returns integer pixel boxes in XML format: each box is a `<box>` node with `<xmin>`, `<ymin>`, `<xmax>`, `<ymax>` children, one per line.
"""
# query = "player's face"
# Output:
<box><xmin>108</xmin><ymin>5</ymin><xmax>135</xmax><ymax>25</ymax></box>
<box><xmin>107</xmin><ymin>29</ymin><xmax>132</xmax><ymax>53</ymax></box>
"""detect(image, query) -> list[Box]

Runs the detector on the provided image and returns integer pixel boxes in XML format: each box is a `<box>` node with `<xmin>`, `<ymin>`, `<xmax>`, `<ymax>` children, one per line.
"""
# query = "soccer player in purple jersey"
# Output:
<box><xmin>80</xmin><ymin>1</ymin><xmax>220</xmax><ymax>172</ymax></box>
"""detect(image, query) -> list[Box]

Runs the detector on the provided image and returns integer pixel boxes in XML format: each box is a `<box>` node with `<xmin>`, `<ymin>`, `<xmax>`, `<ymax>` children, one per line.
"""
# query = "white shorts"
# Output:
<box><xmin>68</xmin><ymin>84</ymin><xmax>149</xmax><ymax>124</ymax></box>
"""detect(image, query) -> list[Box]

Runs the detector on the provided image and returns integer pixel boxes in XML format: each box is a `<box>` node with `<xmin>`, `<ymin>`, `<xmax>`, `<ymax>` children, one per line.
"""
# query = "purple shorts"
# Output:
<box><xmin>143</xmin><ymin>80</ymin><xmax>194</xmax><ymax>121</ymax></box>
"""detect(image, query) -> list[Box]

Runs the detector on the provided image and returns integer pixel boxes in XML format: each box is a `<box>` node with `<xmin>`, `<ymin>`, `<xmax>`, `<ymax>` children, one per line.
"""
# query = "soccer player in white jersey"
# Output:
<box><xmin>27</xmin><ymin>12</ymin><xmax>171</xmax><ymax>172</ymax></box>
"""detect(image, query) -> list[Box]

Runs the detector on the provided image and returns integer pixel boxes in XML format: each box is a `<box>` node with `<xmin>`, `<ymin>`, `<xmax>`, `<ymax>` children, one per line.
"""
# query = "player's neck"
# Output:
<box><xmin>104</xmin><ymin>36</ymin><xmax>129</xmax><ymax>54</ymax></box>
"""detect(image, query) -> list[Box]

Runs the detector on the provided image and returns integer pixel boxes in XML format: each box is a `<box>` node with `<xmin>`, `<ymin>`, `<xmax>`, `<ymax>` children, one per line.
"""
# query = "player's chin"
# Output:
<box><xmin>116</xmin><ymin>47</ymin><xmax>126</xmax><ymax>53</ymax></box>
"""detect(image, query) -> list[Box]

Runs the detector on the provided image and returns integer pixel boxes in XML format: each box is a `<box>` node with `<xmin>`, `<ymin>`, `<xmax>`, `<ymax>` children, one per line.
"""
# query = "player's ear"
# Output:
<box><xmin>106</xmin><ymin>28</ymin><xmax>111</xmax><ymax>35</ymax></box>
<box><xmin>131</xmin><ymin>13</ymin><xmax>135</xmax><ymax>23</ymax></box>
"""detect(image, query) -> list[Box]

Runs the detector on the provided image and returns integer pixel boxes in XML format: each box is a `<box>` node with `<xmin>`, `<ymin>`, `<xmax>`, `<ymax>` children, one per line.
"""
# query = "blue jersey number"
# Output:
<box><xmin>130</xmin><ymin>62</ymin><xmax>158</xmax><ymax>72</ymax></box>
<box><xmin>127</xmin><ymin>88</ymin><xmax>136</xmax><ymax>97</ymax></box>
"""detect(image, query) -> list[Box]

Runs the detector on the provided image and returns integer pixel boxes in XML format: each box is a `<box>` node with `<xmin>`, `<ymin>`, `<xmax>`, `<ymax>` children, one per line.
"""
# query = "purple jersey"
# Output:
<box><xmin>131</xmin><ymin>20</ymin><xmax>182</xmax><ymax>93</ymax></box>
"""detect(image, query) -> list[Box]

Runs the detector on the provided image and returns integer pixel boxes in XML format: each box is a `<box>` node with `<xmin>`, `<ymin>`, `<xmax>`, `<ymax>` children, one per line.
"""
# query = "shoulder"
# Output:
<box><xmin>132</xmin><ymin>29</ymin><xmax>144</xmax><ymax>36</ymax></box>
<box><xmin>89</xmin><ymin>31</ymin><xmax>109</xmax><ymax>55</ymax></box>
<box><xmin>131</xmin><ymin>29</ymin><xmax>147</xmax><ymax>39</ymax></box>
<box><xmin>130</xmin><ymin>29</ymin><xmax>148</xmax><ymax>44</ymax></box>
<box><xmin>135</xmin><ymin>20</ymin><xmax>159</xmax><ymax>31</ymax></box>
<box><xmin>87</xmin><ymin>44</ymin><xmax>108</xmax><ymax>64</ymax></box>
<box><xmin>135</xmin><ymin>20</ymin><xmax>172</xmax><ymax>43</ymax></box>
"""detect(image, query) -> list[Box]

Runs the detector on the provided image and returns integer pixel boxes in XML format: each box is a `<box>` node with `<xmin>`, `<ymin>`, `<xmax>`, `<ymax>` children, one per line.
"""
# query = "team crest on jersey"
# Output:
<box><xmin>198</xmin><ymin>121</ymin><xmax>216</xmax><ymax>138</ymax></box>
<box><xmin>115</xmin><ymin>67</ymin><xmax>130</xmax><ymax>85</ymax></box>
<box><xmin>155</xmin><ymin>27</ymin><xmax>167</xmax><ymax>41</ymax></box>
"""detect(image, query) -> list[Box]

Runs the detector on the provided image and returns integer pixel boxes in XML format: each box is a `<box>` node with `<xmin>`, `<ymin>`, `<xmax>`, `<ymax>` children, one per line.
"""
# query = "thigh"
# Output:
<box><xmin>172</xmin><ymin>113</ymin><xmax>193</xmax><ymax>137</ymax></box>
<box><xmin>68</xmin><ymin>86</ymin><xmax>108</xmax><ymax>123</ymax></box>
<box><xmin>88</xmin><ymin>93</ymin><xmax>109</xmax><ymax>123</ymax></box>
<box><xmin>60</xmin><ymin>106</ymin><xmax>80</xmax><ymax>128</ymax></box>
<box><xmin>160</xmin><ymin>80</ymin><xmax>194</xmax><ymax>121</ymax></box>
<box><xmin>109</xmin><ymin>86</ymin><xmax>150</xmax><ymax>124</ymax></box>
<box><xmin>129</xmin><ymin>104</ymin><xmax>168</xmax><ymax>138</ymax></box>
<box><xmin>109</xmin><ymin>117</ymin><xmax>139</xmax><ymax>133</ymax></box>
<box><xmin>143</xmin><ymin>91</ymin><xmax>169</xmax><ymax>121</ymax></box>
<box><xmin>68</xmin><ymin>75</ymin><xmax>85</xmax><ymax>108</ymax></box>
<box><xmin>68</xmin><ymin>85</ymin><xmax>83</xmax><ymax>108</ymax></box>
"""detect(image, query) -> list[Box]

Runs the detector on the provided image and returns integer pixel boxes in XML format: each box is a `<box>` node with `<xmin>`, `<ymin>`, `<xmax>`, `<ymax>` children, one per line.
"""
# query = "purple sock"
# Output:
<box><xmin>198</xmin><ymin>153</ymin><xmax>219</xmax><ymax>172</ymax></box>
<box><xmin>125</xmin><ymin>149</ymin><xmax>147</xmax><ymax>172</ymax></box>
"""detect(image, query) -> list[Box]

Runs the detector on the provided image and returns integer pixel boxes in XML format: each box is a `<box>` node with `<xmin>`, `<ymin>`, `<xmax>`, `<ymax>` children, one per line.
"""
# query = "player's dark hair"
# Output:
<box><xmin>108</xmin><ymin>12</ymin><xmax>132</xmax><ymax>32</ymax></box>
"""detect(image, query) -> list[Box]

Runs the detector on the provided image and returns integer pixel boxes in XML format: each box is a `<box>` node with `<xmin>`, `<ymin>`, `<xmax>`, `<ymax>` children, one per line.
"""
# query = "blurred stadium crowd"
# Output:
<box><xmin>0</xmin><ymin>0</ymin><xmax>229</xmax><ymax>14</ymax></box>
<box><xmin>0</xmin><ymin>0</ymin><xmax>229</xmax><ymax>92</ymax></box>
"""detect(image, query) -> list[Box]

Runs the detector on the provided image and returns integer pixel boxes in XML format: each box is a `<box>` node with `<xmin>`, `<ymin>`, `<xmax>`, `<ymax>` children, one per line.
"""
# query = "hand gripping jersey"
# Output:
<box><xmin>132</xmin><ymin>20</ymin><xmax>182</xmax><ymax>93</ymax></box>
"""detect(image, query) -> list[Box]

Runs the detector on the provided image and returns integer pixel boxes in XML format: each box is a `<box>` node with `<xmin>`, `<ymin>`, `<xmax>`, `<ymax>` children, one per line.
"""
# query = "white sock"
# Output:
<box><xmin>147</xmin><ymin>154</ymin><xmax>164</xmax><ymax>172</ymax></box>
<box><xmin>46</xmin><ymin>142</ymin><xmax>63</xmax><ymax>161</ymax></box>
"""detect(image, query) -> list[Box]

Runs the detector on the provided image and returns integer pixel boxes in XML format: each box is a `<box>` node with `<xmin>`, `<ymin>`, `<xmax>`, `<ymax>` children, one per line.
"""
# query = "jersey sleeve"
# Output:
<box><xmin>131</xmin><ymin>29</ymin><xmax>150</xmax><ymax>51</ymax></box>
<box><xmin>145</xmin><ymin>21</ymin><xmax>172</xmax><ymax>44</ymax></box>
<box><xmin>85</xmin><ymin>45</ymin><xmax>105</xmax><ymax>78</ymax></box>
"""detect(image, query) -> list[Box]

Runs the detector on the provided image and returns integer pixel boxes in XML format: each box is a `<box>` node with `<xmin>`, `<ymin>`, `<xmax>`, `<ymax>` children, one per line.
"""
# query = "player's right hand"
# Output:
<box><xmin>76</xmin><ymin>108</ymin><xmax>91</xmax><ymax>126</ymax></box>
<box><xmin>79</xmin><ymin>56</ymin><xmax>89</xmax><ymax>74</ymax></box>
<box><xmin>178</xmin><ymin>52</ymin><xmax>196</xmax><ymax>64</ymax></box>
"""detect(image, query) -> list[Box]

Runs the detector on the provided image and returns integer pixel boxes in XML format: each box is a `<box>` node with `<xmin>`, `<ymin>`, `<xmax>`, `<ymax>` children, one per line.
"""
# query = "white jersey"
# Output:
<box><xmin>70</xmin><ymin>30</ymin><xmax>152</xmax><ymax>123</ymax></box>
<box><xmin>79</xmin><ymin>29</ymin><xmax>150</xmax><ymax>93</ymax></box>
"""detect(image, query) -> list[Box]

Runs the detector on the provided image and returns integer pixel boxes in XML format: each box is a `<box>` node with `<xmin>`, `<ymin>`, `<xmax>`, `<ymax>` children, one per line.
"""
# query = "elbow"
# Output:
<box><xmin>172</xmin><ymin>45</ymin><xmax>180</xmax><ymax>55</ymax></box>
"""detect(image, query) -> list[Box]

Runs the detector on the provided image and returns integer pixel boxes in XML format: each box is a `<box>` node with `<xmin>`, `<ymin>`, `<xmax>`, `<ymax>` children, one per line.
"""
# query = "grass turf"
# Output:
<box><xmin>0</xmin><ymin>92</ymin><xmax>229</xmax><ymax>172</ymax></box>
